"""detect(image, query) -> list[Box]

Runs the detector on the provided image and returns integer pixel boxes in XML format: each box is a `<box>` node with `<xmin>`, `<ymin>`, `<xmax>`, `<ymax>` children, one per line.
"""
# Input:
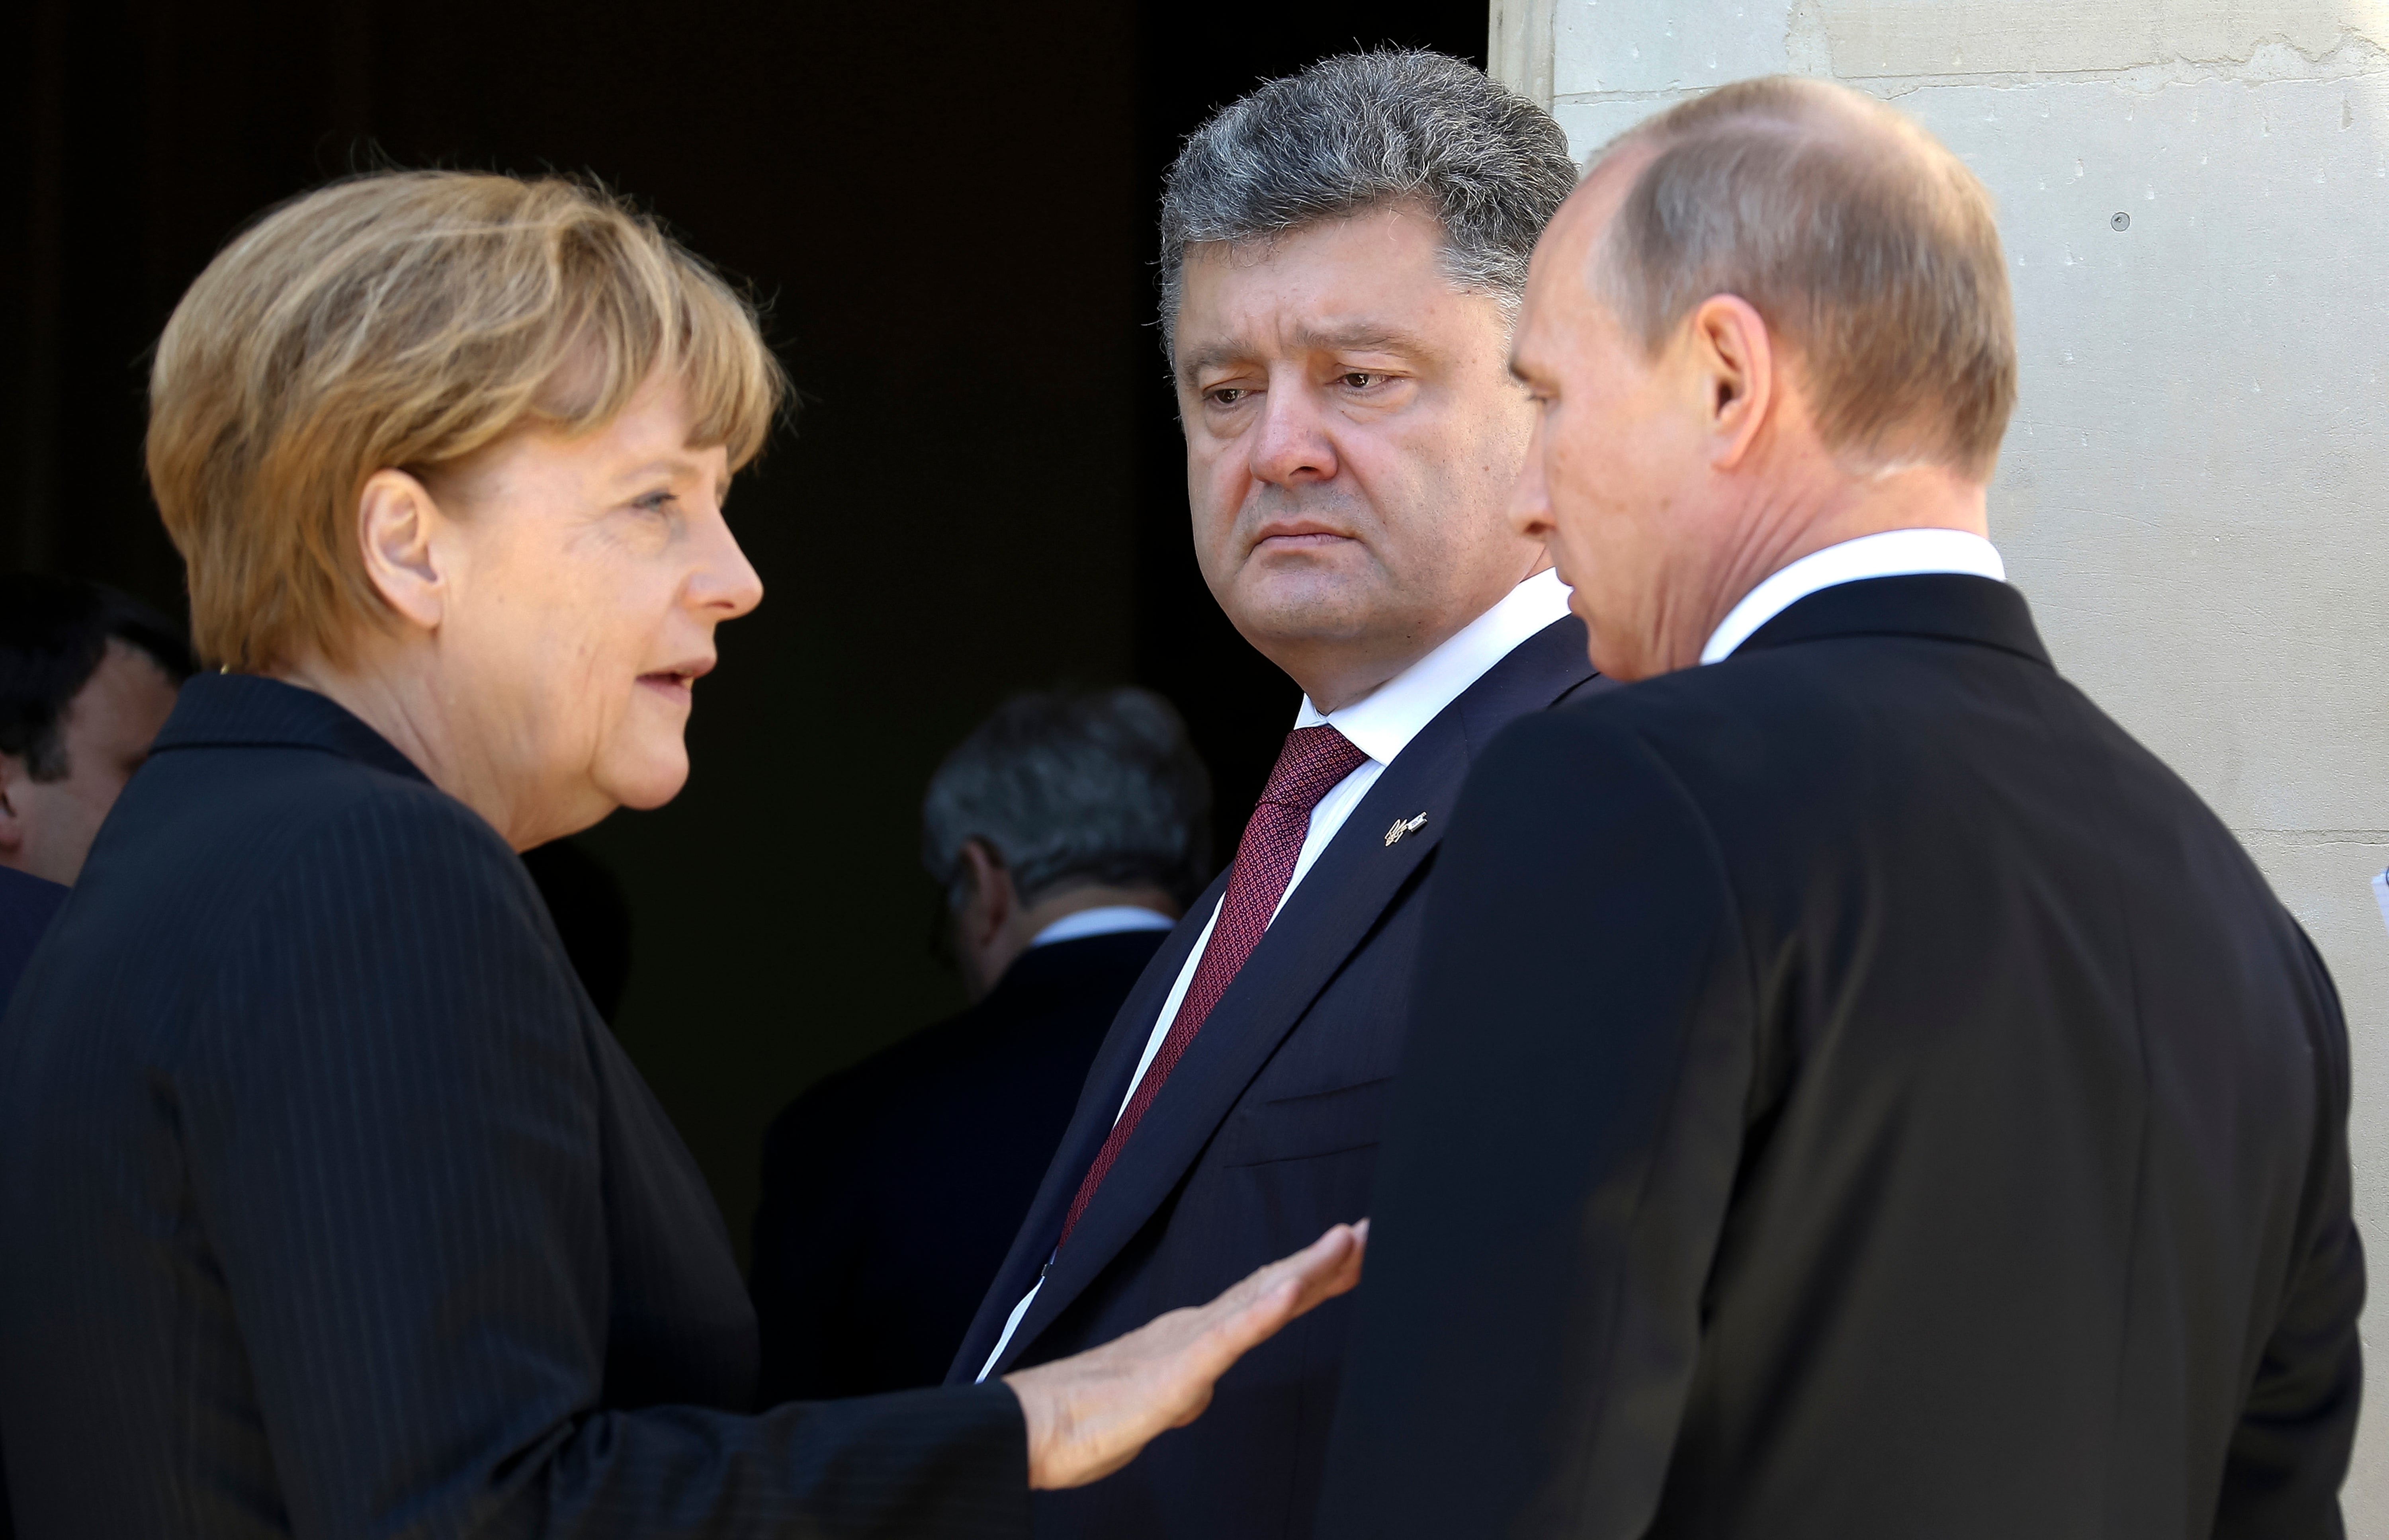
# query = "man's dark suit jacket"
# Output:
<box><xmin>0</xmin><ymin>864</ymin><xmax>63</xmax><ymax>1540</ymax></box>
<box><xmin>1317</xmin><ymin>576</ymin><xmax>2364</xmax><ymax>1540</ymax></box>
<box><xmin>752</xmin><ymin>928</ymin><xmax>1170</xmax><ymax>1401</ymax></box>
<box><xmin>0</xmin><ymin>675</ymin><xmax>1027</xmax><ymax>1540</ymax></box>
<box><xmin>947</xmin><ymin>616</ymin><xmax>1600</xmax><ymax>1540</ymax></box>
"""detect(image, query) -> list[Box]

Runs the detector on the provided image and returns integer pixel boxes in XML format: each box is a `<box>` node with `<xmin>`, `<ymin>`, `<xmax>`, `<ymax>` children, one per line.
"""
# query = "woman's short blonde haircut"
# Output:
<box><xmin>1593</xmin><ymin>77</ymin><xmax>2016</xmax><ymax>481</ymax></box>
<box><xmin>148</xmin><ymin>170</ymin><xmax>786</xmax><ymax>671</ymax></box>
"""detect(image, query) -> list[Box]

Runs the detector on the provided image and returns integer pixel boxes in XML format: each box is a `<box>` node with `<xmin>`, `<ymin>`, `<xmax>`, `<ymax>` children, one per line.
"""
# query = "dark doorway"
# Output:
<box><xmin>3</xmin><ymin>0</ymin><xmax>1488</xmax><ymax>1261</ymax></box>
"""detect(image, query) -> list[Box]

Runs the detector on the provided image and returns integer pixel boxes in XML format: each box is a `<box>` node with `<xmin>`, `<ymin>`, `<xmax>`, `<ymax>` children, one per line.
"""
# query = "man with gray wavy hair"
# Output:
<box><xmin>752</xmin><ymin>687</ymin><xmax>1210</xmax><ymax>1404</ymax></box>
<box><xmin>948</xmin><ymin>50</ymin><xmax>1603</xmax><ymax>1540</ymax></box>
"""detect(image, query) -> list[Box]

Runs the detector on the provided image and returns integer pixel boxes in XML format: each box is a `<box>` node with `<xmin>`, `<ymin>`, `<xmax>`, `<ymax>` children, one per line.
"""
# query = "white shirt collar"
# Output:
<box><xmin>1700</xmin><ymin>530</ymin><xmax>2006</xmax><ymax>664</ymax></box>
<box><xmin>1292</xmin><ymin>568</ymin><xmax>1574</xmax><ymax>764</ymax></box>
<box><xmin>1027</xmin><ymin>905</ymin><xmax>1178</xmax><ymax>950</ymax></box>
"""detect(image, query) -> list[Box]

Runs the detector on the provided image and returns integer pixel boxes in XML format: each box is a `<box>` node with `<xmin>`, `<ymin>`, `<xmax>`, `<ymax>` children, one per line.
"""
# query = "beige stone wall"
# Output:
<box><xmin>1494</xmin><ymin>0</ymin><xmax>2389</xmax><ymax>1521</ymax></box>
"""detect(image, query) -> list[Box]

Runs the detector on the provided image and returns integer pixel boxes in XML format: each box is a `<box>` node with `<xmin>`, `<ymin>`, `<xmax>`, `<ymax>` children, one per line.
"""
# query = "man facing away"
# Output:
<box><xmin>752</xmin><ymin>688</ymin><xmax>1210</xmax><ymax>1400</ymax></box>
<box><xmin>945</xmin><ymin>51</ymin><xmax>1595</xmax><ymax>1539</ymax></box>
<box><xmin>1318</xmin><ymin>77</ymin><xmax>2363</xmax><ymax>1538</ymax></box>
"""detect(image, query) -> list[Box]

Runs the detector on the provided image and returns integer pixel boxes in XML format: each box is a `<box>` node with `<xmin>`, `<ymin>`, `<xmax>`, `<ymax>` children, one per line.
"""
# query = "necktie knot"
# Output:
<box><xmin>1260</xmin><ymin>725</ymin><xmax>1369</xmax><ymax>815</ymax></box>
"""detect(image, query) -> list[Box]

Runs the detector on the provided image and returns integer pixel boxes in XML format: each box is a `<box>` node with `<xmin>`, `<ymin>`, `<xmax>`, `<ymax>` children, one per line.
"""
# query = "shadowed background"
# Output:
<box><xmin>3</xmin><ymin>0</ymin><xmax>1486</xmax><ymax>1262</ymax></box>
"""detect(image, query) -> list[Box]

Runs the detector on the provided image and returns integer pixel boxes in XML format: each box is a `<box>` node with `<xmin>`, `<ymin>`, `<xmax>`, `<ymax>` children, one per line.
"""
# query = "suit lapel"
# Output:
<box><xmin>991</xmin><ymin>617</ymin><xmax>1595</xmax><ymax>1372</ymax></box>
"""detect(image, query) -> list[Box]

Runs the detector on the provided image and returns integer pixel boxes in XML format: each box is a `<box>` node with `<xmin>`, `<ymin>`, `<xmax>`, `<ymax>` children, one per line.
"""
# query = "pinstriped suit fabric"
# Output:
<box><xmin>0</xmin><ymin>674</ymin><xmax>1029</xmax><ymax>1539</ymax></box>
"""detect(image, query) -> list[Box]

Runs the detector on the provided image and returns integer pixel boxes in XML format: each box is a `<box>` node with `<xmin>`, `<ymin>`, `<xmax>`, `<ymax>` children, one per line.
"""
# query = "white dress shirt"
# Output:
<box><xmin>976</xmin><ymin>567</ymin><xmax>1574</xmax><ymax>1382</ymax></box>
<box><xmin>1701</xmin><ymin>528</ymin><xmax>2007</xmax><ymax>663</ymax></box>
<box><xmin>1026</xmin><ymin>905</ymin><xmax>1177</xmax><ymax>949</ymax></box>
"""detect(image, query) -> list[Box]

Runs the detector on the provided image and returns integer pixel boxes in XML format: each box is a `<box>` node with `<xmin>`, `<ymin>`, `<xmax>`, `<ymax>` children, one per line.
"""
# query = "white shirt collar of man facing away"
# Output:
<box><xmin>1026</xmin><ymin>905</ymin><xmax>1178</xmax><ymax>950</ymax></box>
<box><xmin>1701</xmin><ymin>528</ymin><xmax>2007</xmax><ymax>663</ymax></box>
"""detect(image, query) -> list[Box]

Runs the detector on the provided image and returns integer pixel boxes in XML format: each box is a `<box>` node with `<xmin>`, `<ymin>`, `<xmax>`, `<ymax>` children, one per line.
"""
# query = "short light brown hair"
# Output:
<box><xmin>1593</xmin><ymin>76</ymin><xmax>2015</xmax><ymax>480</ymax></box>
<box><xmin>148</xmin><ymin>171</ymin><xmax>785</xmax><ymax>671</ymax></box>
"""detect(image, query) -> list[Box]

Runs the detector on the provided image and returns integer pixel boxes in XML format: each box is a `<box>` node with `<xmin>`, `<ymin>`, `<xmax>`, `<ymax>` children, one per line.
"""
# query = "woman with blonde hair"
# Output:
<box><xmin>0</xmin><ymin>171</ymin><xmax>1361</xmax><ymax>1539</ymax></box>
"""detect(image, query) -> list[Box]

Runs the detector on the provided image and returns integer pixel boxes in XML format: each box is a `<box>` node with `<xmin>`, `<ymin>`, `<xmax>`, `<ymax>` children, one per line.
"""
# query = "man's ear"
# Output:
<box><xmin>958</xmin><ymin>838</ymin><xmax>1015</xmax><ymax>944</ymax></box>
<box><xmin>0</xmin><ymin>753</ymin><xmax>28</xmax><ymax>860</ymax></box>
<box><xmin>355</xmin><ymin>469</ymin><xmax>452</xmax><ymax>633</ymax></box>
<box><xmin>1687</xmin><ymin>294</ymin><xmax>1775</xmax><ymax>472</ymax></box>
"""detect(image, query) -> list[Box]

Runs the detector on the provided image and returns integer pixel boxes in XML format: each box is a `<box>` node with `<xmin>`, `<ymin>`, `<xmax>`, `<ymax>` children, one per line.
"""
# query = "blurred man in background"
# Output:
<box><xmin>751</xmin><ymin>687</ymin><xmax>1210</xmax><ymax>1401</ymax></box>
<box><xmin>0</xmin><ymin>575</ymin><xmax>194</xmax><ymax>887</ymax></box>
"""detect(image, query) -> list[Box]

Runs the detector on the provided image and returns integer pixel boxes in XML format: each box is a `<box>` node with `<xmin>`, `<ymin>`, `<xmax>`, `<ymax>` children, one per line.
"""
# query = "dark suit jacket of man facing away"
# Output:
<box><xmin>0</xmin><ymin>863</ymin><xmax>65</xmax><ymax>1540</ymax></box>
<box><xmin>1319</xmin><ymin>576</ymin><xmax>2364</xmax><ymax>1540</ymax></box>
<box><xmin>0</xmin><ymin>676</ymin><xmax>1027</xmax><ymax>1540</ymax></box>
<box><xmin>752</xmin><ymin>928</ymin><xmax>1171</xmax><ymax>1401</ymax></box>
<box><xmin>948</xmin><ymin>614</ymin><xmax>1602</xmax><ymax>1540</ymax></box>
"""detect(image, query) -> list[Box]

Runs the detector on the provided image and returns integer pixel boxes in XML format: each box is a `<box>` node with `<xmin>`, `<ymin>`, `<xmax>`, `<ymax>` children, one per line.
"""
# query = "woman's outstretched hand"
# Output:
<box><xmin>1003</xmin><ymin>1219</ymin><xmax>1368</xmax><ymax>1490</ymax></box>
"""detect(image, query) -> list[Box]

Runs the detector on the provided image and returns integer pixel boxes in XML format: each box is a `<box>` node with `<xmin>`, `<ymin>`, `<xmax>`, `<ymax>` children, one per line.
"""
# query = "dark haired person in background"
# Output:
<box><xmin>752</xmin><ymin>687</ymin><xmax>1211</xmax><ymax>1402</ymax></box>
<box><xmin>949</xmin><ymin>51</ymin><xmax>1596</xmax><ymax>1540</ymax></box>
<box><xmin>0</xmin><ymin>576</ymin><xmax>189</xmax><ymax>1537</ymax></box>
<box><xmin>0</xmin><ymin>574</ymin><xmax>194</xmax><ymax>886</ymax></box>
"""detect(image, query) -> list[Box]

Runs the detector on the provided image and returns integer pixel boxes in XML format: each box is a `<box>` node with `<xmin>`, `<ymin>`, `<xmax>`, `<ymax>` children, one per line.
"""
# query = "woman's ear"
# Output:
<box><xmin>354</xmin><ymin>469</ymin><xmax>450</xmax><ymax>632</ymax></box>
<box><xmin>1689</xmin><ymin>294</ymin><xmax>1776</xmax><ymax>472</ymax></box>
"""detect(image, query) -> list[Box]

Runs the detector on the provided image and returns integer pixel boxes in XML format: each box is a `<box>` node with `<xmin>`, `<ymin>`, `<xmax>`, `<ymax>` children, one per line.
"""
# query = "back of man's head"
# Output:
<box><xmin>1158</xmin><ymin>49</ymin><xmax>1579</xmax><ymax>357</ymax></box>
<box><xmin>0</xmin><ymin>575</ymin><xmax>196</xmax><ymax>783</ymax></box>
<box><xmin>1594</xmin><ymin>75</ymin><xmax>2016</xmax><ymax>480</ymax></box>
<box><xmin>922</xmin><ymin>688</ymin><xmax>1212</xmax><ymax>913</ymax></box>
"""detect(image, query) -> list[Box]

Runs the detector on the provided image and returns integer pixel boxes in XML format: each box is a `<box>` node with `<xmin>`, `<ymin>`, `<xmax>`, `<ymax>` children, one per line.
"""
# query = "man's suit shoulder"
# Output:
<box><xmin>1490</xmin><ymin>621</ymin><xmax>2092</xmax><ymax>822</ymax></box>
<box><xmin>772</xmin><ymin>931</ymin><xmax>1167</xmax><ymax>1155</ymax></box>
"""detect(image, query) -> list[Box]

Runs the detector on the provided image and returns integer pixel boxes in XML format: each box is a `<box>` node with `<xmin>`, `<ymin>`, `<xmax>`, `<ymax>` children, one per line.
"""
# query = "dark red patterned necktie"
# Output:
<box><xmin>1057</xmin><ymin>725</ymin><xmax>1368</xmax><ymax>1247</ymax></box>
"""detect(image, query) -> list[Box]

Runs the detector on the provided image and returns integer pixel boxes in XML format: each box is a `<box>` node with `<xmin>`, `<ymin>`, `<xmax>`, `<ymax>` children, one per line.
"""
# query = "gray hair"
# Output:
<box><xmin>1157</xmin><ymin>49</ymin><xmax>1580</xmax><ymax>357</ymax></box>
<box><xmin>922</xmin><ymin>688</ymin><xmax>1213</xmax><ymax>911</ymax></box>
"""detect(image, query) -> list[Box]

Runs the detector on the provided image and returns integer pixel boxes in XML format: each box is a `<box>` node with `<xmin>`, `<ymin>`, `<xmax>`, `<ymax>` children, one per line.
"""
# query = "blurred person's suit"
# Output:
<box><xmin>0</xmin><ymin>866</ymin><xmax>64</xmax><ymax>1004</ymax></box>
<box><xmin>755</xmin><ymin>924</ymin><xmax>1168</xmax><ymax>1400</ymax></box>
<box><xmin>0</xmin><ymin>863</ymin><xmax>63</xmax><ymax>1540</ymax></box>
<box><xmin>755</xmin><ymin>688</ymin><xmax>1209</xmax><ymax>1402</ymax></box>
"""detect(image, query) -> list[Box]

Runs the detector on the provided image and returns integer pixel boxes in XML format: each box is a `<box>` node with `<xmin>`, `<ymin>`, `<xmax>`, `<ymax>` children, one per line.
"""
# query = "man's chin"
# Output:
<box><xmin>1224</xmin><ymin>565</ymin><xmax>1387</xmax><ymax>640</ymax></box>
<box><xmin>1584</xmin><ymin>625</ymin><xmax>1664</xmax><ymax>684</ymax></box>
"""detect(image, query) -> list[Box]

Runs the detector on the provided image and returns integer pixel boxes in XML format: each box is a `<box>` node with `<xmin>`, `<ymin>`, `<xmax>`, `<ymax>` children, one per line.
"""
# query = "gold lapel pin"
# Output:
<box><xmin>1383</xmin><ymin>812</ymin><xmax>1429</xmax><ymax>847</ymax></box>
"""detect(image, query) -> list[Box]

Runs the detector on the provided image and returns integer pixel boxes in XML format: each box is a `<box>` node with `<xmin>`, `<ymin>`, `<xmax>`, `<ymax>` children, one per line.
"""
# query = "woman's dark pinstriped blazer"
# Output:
<box><xmin>0</xmin><ymin>674</ymin><xmax>1028</xmax><ymax>1539</ymax></box>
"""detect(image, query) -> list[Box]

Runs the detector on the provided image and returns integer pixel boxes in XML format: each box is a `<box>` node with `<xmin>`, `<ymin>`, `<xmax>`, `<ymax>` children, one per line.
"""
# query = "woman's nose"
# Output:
<box><xmin>690</xmin><ymin>511</ymin><xmax>764</xmax><ymax>620</ymax></box>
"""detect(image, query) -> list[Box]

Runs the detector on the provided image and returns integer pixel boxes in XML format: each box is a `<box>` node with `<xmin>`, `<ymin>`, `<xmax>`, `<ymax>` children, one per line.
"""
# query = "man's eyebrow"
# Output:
<box><xmin>1176</xmin><ymin>341</ymin><xmax>1253</xmax><ymax>383</ymax></box>
<box><xmin>1178</xmin><ymin>324</ymin><xmax>1443</xmax><ymax>385</ymax></box>
<box><xmin>1291</xmin><ymin>323</ymin><xmax>1438</xmax><ymax>357</ymax></box>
